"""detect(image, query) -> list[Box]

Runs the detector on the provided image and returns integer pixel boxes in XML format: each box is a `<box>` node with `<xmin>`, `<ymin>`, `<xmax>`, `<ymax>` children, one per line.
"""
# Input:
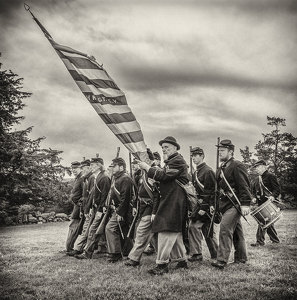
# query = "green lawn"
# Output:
<box><xmin>0</xmin><ymin>210</ymin><xmax>296</xmax><ymax>300</ymax></box>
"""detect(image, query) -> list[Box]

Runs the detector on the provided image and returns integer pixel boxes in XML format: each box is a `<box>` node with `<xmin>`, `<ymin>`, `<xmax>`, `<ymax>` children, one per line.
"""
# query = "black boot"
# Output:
<box><xmin>148</xmin><ymin>264</ymin><xmax>169</xmax><ymax>275</ymax></box>
<box><xmin>174</xmin><ymin>260</ymin><xmax>188</xmax><ymax>269</ymax></box>
<box><xmin>125</xmin><ymin>259</ymin><xmax>140</xmax><ymax>267</ymax></box>
<box><xmin>211</xmin><ymin>260</ymin><xmax>226</xmax><ymax>269</ymax></box>
<box><xmin>107</xmin><ymin>253</ymin><xmax>123</xmax><ymax>263</ymax></box>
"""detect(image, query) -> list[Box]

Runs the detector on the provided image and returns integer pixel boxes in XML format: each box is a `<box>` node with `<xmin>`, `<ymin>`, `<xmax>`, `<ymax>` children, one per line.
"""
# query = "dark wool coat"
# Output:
<box><xmin>252</xmin><ymin>170</ymin><xmax>281</xmax><ymax>205</ymax></box>
<box><xmin>191</xmin><ymin>162</ymin><xmax>215</xmax><ymax>222</ymax></box>
<box><xmin>217</xmin><ymin>158</ymin><xmax>252</xmax><ymax>214</ymax></box>
<box><xmin>82</xmin><ymin>171</ymin><xmax>94</xmax><ymax>214</ymax></box>
<box><xmin>111</xmin><ymin>171</ymin><xmax>134</xmax><ymax>223</ymax></box>
<box><xmin>93</xmin><ymin>170</ymin><xmax>111</xmax><ymax>211</ymax></box>
<box><xmin>70</xmin><ymin>172</ymin><xmax>84</xmax><ymax>219</ymax></box>
<box><xmin>137</xmin><ymin>172</ymin><xmax>160</xmax><ymax>217</ymax></box>
<box><xmin>147</xmin><ymin>152</ymin><xmax>189</xmax><ymax>233</ymax></box>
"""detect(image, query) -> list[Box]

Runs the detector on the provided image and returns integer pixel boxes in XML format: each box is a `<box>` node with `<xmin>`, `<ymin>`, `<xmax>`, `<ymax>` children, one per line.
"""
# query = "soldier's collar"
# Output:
<box><xmin>164</xmin><ymin>152</ymin><xmax>179</xmax><ymax>163</ymax></box>
<box><xmin>196</xmin><ymin>162</ymin><xmax>206</xmax><ymax>170</ymax></box>
<box><xmin>114</xmin><ymin>170</ymin><xmax>126</xmax><ymax>179</ymax></box>
<box><xmin>221</xmin><ymin>157</ymin><xmax>234</xmax><ymax>169</ymax></box>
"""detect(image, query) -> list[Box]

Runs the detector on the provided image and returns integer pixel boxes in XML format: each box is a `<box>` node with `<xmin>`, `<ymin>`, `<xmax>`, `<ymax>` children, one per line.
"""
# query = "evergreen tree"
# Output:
<box><xmin>0</xmin><ymin>66</ymin><xmax>71</xmax><ymax>224</ymax></box>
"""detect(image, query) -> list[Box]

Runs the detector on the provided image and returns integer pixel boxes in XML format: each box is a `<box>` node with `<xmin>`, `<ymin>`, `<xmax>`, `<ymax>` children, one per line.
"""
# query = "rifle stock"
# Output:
<box><xmin>95</xmin><ymin>206</ymin><xmax>111</xmax><ymax>236</ymax></box>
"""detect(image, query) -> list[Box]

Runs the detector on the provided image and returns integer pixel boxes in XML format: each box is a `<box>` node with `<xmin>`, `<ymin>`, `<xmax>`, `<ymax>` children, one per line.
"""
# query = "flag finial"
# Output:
<box><xmin>24</xmin><ymin>3</ymin><xmax>31</xmax><ymax>11</ymax></box>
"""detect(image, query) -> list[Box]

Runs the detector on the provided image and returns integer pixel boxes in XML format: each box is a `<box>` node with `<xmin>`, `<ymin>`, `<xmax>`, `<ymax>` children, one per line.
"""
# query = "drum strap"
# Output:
<box><xmin>259</xmin><ymin>176</ymin><xmax>272</xmax><ymax>196</ymax></box>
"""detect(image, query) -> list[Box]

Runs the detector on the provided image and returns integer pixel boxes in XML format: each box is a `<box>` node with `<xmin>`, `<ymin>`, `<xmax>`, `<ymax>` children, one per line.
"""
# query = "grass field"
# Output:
<box><xmin>0</xmin><ymin>210</ymin><xmax>297</xmax><ymax>300</ymax></box>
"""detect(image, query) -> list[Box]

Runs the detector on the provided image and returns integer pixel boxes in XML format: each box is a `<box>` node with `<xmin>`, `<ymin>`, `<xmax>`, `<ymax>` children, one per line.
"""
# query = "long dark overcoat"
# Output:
<box><xmin>147</xmin><ymin>152</ymin><xmax>189</xmax><ymax>233</ymax></box>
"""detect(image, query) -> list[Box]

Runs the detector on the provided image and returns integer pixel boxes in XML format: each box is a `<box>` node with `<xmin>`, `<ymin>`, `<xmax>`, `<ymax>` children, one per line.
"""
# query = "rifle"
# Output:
<box><xmin>220</xmin><ymin>171</ymin><xmax>251</xmax><ymax>225</ymax></box>
<box><xmin>207</xmin><ymin>137</ymin><xmax>220</xmax><ymax>237</ymax></box>
<box><xmin>95</xmin><ymin>147</ymin><xmax>120</xmax><ymax>236</ymax></box>
<box><xmin>95</xmin><ymin>178</ymin><xmax>113</xmax><ymax>236</ymax></box>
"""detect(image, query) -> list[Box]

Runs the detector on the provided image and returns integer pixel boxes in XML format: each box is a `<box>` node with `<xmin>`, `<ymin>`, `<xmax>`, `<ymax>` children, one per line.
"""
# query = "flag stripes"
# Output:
<box><xmin>30</xmin><ymin>12</ymin><xmax>148</xmax><ymax>159</ymax></box>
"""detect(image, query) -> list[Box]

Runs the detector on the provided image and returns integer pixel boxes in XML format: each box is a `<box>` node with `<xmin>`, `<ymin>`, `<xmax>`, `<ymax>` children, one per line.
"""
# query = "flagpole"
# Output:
<box><xmin>189</xmin><ymin>146</ymin><xmax>193</xmax><ymax>175</ymax></box>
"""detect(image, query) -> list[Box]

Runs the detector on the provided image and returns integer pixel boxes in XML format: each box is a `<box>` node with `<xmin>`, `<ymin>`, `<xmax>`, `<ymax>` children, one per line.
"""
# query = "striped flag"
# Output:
<box><xmin>27</xmin><ymin>7</ymin><xmax>148</xmax><ymax>162</ymax></box>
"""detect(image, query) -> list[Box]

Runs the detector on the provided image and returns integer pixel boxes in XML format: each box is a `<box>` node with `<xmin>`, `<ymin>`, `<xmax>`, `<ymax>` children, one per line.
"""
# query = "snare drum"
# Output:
<box><xmin>250</xmin><ymin>199</ymin><xmax>282</xmax><ymax>229</ymax></box>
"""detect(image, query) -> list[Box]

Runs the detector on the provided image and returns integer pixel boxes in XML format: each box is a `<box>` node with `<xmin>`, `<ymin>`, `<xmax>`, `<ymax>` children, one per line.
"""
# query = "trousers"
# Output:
<box><xmin>156</xmin><ymin>231</ymin><xmax>187</xmax><ymax>264</ymax></box>
<box><xmin>188</xmin><ymin>219</ymin><xmax>218</xmax><ymax>259</ymax></box>
<box><xmin>256</xmin><ymin>223</ymin><xmax>280</xmax><ymax>245</ymax></box>
<box><xmin>217</xmin><ymin>207</ymin><xmax>247</xmax><ymax>263</ymax></box>
<box><xmin>128</xmin><ymin>215</ymin><xmax>154</xmax><ymax>262</ymax></box>
<box><xmin>74</xmin><ymin>213</ymin><xmax>93</xmax><ymax>252</ymax></box>
<box><xmin>65</xmin><ymin>218</ymin><xmax>82</xmax><ymax>252</ymax></box>
<box><xmin>84</xmin><ymin>211</ymin><xmax>106</xmax><ymax>254</ymax></box>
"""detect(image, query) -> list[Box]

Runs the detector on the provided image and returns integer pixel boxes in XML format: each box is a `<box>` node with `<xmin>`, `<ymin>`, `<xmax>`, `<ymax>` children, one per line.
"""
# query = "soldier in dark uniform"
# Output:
<box><xmin>188</xmin><ymin>147</ymin><xmax>218</xmax><ymax>262</ymax></box>
<box><xmin>125</xmin><ymin>149</ymin><xmax>160</xmax><ymax>267</ymax></box>
<box><xmin>64</xmin><ymin>161</ymin><xmax>84</xmax><ymax>254</ymax></box>
<box><xmin>211</xmin><ymin>140</ymin><xmax>252</xmax><ymax>269</ymax></box>
<box><xmin>138</xmin><ymin>136</ymin><xmax>189</xmax><ymax>275</ymax></box>
<box><xmin>250</xmin><ymin>160</ymin><xmax>280</xmax><ymax>246</ymax></box>
<box><xmin>68</xmin><ymin>159</ymin><xmax>93</xmax><ymax>256</ymax></box>
<box><xmin>105</xmin><ymin>157</ymin><xmax>134</xmax><ymax>263</ymax></box>
<box><xmin>132</xmin><ymin>159</ymin><xmax>142</xmax><ymax>186</ymax></box>
<box><xmin>142</xmin><ymin>150</ymin><xmax>162</xmax><ymax>256</ymax></box>
<box><xmin>75</xmin><ymin>157</ymin><xmax>111</xmax><ymax>259</ymax></box>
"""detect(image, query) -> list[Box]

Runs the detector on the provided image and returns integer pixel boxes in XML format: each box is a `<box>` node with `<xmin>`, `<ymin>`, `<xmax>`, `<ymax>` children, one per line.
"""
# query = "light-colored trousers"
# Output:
<box><xmin>128</xmin><ymin>215</ymin><xmax>154</xmax><ymax>262</ymax></box>
<box><xmin>74</xmin><ymin>214</ymin><xmax>92</xmax><ymax>252</ymax></box>
<box><xmin>188</xmin><ymin>219</ymin><xmax>218</xmax><ymax>259</ymax></box>
<box><xmin>84</xmin><ymin>211</ymin><xmax>106</xmax><ymax>254</ymax></box>
<box><xmin>156</xmin><ymin>231</ymin><xmax>187</xmax><ymax>264</ymax></box>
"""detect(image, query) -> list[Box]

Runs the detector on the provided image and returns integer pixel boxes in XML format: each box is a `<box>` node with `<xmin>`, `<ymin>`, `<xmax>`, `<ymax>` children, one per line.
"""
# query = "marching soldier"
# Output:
<box><xmin>188</xmin><ymin>147</ymin><xmax>218</xmax><ymax>262</ymax></box>
<box><xmin>105</xmin><ymin>157</ymin><xmax>134</xmax><ymax>263</ymax></box>
<box><xmin>138</xmin><ymin>136</ymin><xmax>189</xmax><ymax>275</ymax></box>
<box><xmin>125</xmin><ymin>149</ymin><xmax>160</xmax><ymax>267</ymax></box>
<box><xmin>64</xmin><ymin>161</ymin><xmax>84</xmax><ymax>254</ymax></box>
<box><xmin>250</xmin><ymin>160</ymin><xmax>280</xmax><ymax>246</ymax></box>
<box><xmin>132</xmin><ymin>159</ymin><xmax>142</xmax><ymax>186</ymax></box>
<box><xmin>68</xmin><ymin>159</ymin><xmax>93</xmax><ymax>256</ymax></box>
<box><xmin>142</xmin><ymin>150</ymin><xmax>162</xmax><ymax>256</ymax></box>
<box><xmin>211</xmin><ymin>139</ymin><xmax>252</xmax><ymax>269</ymax></box>
<box><xmin>75</xmin><ymin>157</ymin><xmax>111</xmax><ymax>259</ymax></box>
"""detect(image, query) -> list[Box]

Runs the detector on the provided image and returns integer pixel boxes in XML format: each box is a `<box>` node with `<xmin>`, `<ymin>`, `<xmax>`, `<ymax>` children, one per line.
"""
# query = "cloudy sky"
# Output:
<box><xmin>1</xmin><ymin>0</ymin><xmax>297</xmax><ymax>170</ymax></box>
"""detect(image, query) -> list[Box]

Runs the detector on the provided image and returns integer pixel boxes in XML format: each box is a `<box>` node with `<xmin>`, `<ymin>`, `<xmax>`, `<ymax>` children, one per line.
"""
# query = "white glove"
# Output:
<box><xmin>241</xmin><ymin>206</ymin><xmax>250</xmax><ymax>216</ymax></box>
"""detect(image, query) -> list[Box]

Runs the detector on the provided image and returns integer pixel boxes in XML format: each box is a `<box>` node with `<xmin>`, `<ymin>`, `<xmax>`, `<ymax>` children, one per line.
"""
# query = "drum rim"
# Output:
<box><xmin>262</xmin><ymin>212</ymin><xmax>282</xmax><ymax>229</ymax></box>
<box><xmin>250</xmin><ymin>199</ymin><xmax>274</xmax><ymax>216</ymax></box>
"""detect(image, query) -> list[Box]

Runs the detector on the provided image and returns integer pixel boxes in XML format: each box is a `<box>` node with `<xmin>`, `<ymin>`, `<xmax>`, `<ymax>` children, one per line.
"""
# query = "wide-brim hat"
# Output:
<box><xmin>159</xmin><ymin>136</ymin><xmax>180</xmax><ymax>150</ymax></box>
<box><xmin>252</xmin><ymin>160</ymin><xmax>266</xmax><ymax>168</ymax></box>
<box><xmin>216</xmin><ymin>139</ymin><xmax>235</xmax><ymax>151</ymax></box>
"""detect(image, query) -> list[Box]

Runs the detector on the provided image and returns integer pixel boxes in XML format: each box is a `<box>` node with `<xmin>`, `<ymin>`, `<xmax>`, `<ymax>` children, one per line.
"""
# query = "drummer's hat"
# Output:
<box><xmin>252</xmin><ymin>160</ymin><xmax>266</xmax><ymax>168</ymax></box>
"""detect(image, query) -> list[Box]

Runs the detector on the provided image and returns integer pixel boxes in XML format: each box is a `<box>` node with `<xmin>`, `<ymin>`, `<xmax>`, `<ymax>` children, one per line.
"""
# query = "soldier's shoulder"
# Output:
<box><xmin>233</xmin><ymin>159</ymin><xmax>245</xmax><ymax>168</ymax></box>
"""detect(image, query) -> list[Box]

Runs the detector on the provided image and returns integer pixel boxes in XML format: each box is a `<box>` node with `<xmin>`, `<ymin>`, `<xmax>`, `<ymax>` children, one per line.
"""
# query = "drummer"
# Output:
<box><xmin>250</xmin><ymin>160</ymin><xmax>281</xmax><ymax>247</ymax></box>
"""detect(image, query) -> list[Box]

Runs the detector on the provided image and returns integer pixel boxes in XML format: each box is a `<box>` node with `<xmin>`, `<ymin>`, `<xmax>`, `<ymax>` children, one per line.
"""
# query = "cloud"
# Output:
<box><xmin>1</xmin><ymin>0</ymin><xmax>296</xmax><ymax>169</ymax></box>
